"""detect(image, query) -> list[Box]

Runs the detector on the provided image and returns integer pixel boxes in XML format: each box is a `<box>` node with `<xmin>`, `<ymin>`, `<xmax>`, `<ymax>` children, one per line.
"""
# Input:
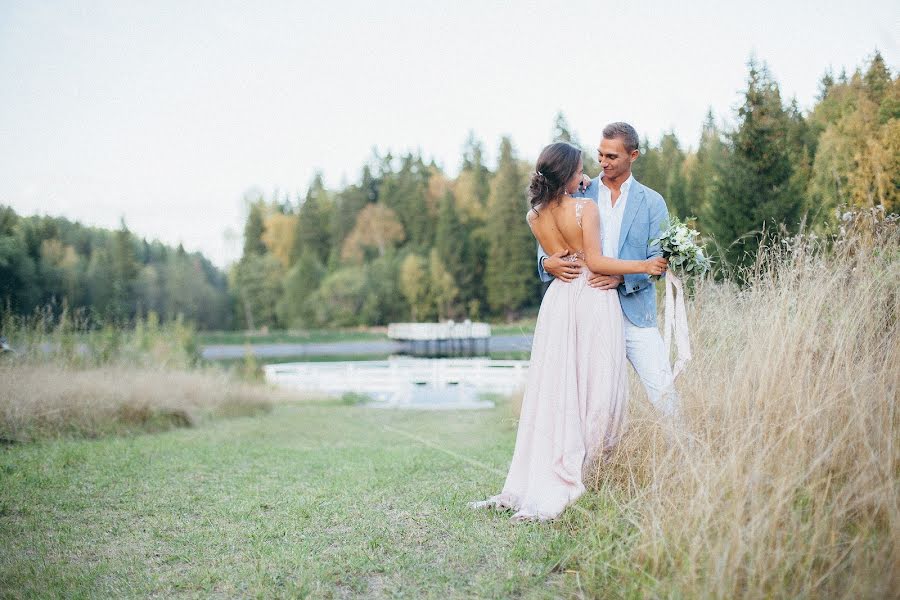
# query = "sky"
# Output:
<box><xmin>1</xmin><ymin>0</ymin><xmax>897</xmax><ymax>268</ymax></box>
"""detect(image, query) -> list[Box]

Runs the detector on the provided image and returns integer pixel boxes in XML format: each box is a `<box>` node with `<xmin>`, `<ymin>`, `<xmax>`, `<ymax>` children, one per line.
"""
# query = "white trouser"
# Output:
<box><xmin>623</xmin><ymin>318</ymin><xmax>678</xmax><ymax>417</ymax></box>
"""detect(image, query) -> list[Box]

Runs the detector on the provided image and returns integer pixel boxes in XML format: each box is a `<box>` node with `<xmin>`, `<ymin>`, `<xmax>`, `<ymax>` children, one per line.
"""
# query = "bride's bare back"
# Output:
<box><xmin>527</xmin><ymin>197</ymin><xmax>666</xmax><ymax>277</ymax></box>
<box><xmin>527</xmin><ymin>197</ymin><xmax>588</xmax><ymax>259</ymax></box>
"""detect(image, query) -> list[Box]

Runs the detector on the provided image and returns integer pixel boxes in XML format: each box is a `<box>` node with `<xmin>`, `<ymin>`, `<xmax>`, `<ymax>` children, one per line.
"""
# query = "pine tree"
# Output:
<box><xmin>485</xmin><ymin>137</ymin><xmax>535</xmax><ymax>320</ymax></box>
<box><xmin>379</xmin><ymin>153</ymin><xmax>433</xmax><ymax>249</ymax></box>
<box><xmin>455</xmin><ymin>133</ymin><xmax>493</xmax><ymax>317</ymax></box>
<box><xmin>784</xmin><ymin>98</ymin><xmax>814</xmax><ymax>218</ymax></box>
<box><xmin>292</xmin><ymin>173</ymin><xmax>332</xmax><ymax>266</ymax></box>
<box><xmin>455</xmin><ymin>133</ymin><xmax>491</xmax><ymax>223</ymax></box>
<box><xmin>552</xmin><ymin>112</ymin><xmax>599</xmax><ymax>176</ymax></box>
<box><xmin>86</xmin><ymin>246</ymin><xmax>115</xmax><ymax>317</ymax></box>
<box><xmin>242</xmin><ymin>197</ymin><xmax>268</xmax><ymax>257</ymax></box>
<box><xmin>464</xmin><ymin>225</ymin><xmax>490</xmax><ymax>319</ymax></box>
<box><xmin>276</xmin><ymin>250</ymin><xmax>324</xmax><ymax>327</ymax></box>
<box><xmin>0</xmin><ymin>206</ymin><xmax>39</xmax><ymax>312</ymax></box>
<box><xmin>863</xmin><ymin>50</ymin><xmax>891</xmax><ymax>104</ymax></box>
<box><xmin>434</xmin><ymin>191</ymin><xmax>471</xmax><ymax>311</ymax></box>
<box><xmin>328</xmin><ymin>166</ymin><xmax>377</xmax><ymax>267</ymax></box>
<box><xmin>657</xmin><ymin>132</ymin><xmax>688</xmax><ymax>218</ymax></box>
<box><xmin>876</xmin><ymin>73</ymin><xmax>899</xmax><ymax>125</ymax></box>
<box><xmin>817</xmin><ymin>70</ymin><xmax>835</xmax><ymax>102</ymax></box>
<box><xmin>708</xmin><ymin>60</ymin><xmax>803</xmax><ymax>271</ymax></box>
<box><xmin>461</xmin><ymin>132</ymin><xmax>491</xmax><ymax>204</ymax></box>
<box><xmin>689</xmin><ymin>109</ymin><xmax>727</xmax><ymax>228</ymax></box>
<box><xmin>633</xmin><ymin>137</ymin><xmax>665</xmax><ymax>191</ymax></box>
<box><xmin>109</xmin><ymin>219</ymin><xmax>139</xmax><ymax>321</ymax></box>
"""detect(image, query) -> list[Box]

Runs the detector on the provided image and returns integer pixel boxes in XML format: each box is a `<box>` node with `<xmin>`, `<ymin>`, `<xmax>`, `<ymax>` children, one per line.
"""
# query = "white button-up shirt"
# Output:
<box><xmin>596</xmin><ymin>174</ymin><xmax>633</xmax><ymax>257</ymax></box>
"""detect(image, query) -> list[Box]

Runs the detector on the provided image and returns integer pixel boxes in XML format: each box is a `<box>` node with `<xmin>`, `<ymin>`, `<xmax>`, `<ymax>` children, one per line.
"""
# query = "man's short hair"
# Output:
<box><xmin>602</xmin><ymin>122</ymin><xmax>640</xmax><ymax>153</ymax></box>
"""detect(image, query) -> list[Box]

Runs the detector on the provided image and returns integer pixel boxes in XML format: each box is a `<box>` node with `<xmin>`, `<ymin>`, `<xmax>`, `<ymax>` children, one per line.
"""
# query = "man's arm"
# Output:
<box><xmin>537</xmin><ymin>242</ymin><xmax>552</xmax><ymax>283</ymax></box>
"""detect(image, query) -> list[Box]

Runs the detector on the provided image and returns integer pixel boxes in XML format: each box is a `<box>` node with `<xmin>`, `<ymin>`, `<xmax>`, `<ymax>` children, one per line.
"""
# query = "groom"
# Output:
<box><xmin>537</xmin><ymin>122</ymin><xmax>678</xmax><ymax>416</ymax></box>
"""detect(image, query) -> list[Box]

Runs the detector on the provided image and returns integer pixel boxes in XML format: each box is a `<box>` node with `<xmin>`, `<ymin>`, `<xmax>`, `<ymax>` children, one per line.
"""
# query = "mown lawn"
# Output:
<box><xmin>0</xmin><ymin>399</ymin><xmax>600</xmax><ymax>598</ymax></box>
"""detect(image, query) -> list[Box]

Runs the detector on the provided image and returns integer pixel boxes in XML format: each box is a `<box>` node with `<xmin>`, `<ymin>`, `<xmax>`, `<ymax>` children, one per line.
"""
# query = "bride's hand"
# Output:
<box><xmin>579</xmin><ymin>174</ymin><xmax>592</xmax><ymax>192</ymax></box>
<box><xmin>644</xmin><ymin>257</ymin><xmax>668</xmax><ymax>276</ymax></box>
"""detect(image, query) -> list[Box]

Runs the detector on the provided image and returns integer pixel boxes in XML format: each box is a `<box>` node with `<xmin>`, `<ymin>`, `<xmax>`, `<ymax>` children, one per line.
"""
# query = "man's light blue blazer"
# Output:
<box><xmin>537</xmin><ymin>176</ymin><xmax>669</xmax><ymax>328</ymax></box>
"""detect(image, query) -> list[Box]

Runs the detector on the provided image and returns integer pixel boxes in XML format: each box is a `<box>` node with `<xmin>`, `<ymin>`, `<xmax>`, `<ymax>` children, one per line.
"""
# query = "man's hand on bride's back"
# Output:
<box><xmin>544</xmin><ymin>250</ymin><xmax>581</xmax><ymax>282</ymax></box>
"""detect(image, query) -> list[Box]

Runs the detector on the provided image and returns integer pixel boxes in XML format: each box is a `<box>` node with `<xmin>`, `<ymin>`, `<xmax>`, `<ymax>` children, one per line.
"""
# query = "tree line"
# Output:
<box><xmin>1</xmin><ymin>52</ymin><xmax>895</xmax><ymax>329</ymax></box>
<box><xmin>0</xmin><ymin>210</ymin><xmax>232</xmax><ymax>329</ymax></box>
<box><xmin>234</xmin><ymin>52</ymin><xmax>896</xmax><ymax>328</ymax></box>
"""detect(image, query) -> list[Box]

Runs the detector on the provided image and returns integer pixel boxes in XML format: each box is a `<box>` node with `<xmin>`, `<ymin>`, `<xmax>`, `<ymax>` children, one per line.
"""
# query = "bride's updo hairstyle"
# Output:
<box><xmin>528</xmin><ymin>141</ymin><xmax>582</xmax><ymax>212</ymax></box>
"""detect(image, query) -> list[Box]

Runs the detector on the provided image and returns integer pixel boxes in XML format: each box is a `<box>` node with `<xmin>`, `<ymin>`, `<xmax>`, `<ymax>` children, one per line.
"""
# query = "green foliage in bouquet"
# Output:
<box><xmin>651</xmin><ymin>216</ymin><xmax>712</xmax><ymax>276</ymax></box>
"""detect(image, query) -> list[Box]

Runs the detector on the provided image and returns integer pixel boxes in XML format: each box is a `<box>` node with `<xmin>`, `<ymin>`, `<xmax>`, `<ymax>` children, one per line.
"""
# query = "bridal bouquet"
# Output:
<box><xmin>650</xmin><ymin>216</ymin><xmax>709</xmax><ymax>380</ymax></box>
<box><xmin>650</xmin><ymin>216</ymin><xmax>711</xmax><ymax>277</ymax></box>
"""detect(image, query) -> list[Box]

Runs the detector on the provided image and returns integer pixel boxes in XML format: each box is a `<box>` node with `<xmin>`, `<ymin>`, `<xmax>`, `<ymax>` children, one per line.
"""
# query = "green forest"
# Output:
<box><xmin>1</xmin><ymin>53</ymin><xmax>896</xmax><ymax>330</ymax></box>
<box><xmin>0</xmin><ymin>212</ymin><xmax>231</xmax><ymax>329</ymax></box>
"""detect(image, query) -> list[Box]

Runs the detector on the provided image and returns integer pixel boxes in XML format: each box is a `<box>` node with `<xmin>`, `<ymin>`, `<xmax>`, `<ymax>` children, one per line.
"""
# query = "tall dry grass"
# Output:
<box><xmin>582</xmin><ymin>210</ymin><xmax>899</xmax><ymax>598</ymax></box>
<box><xmin>0</xmin><ymin>365</ymin><xmax>280</xmax><ymax>442</ymax></box>
<box><xmin>1</xmin><ymin>308</ymin><xmax>200</xmax><ymax>370</ymax></box>
<box><xmin>0</xmin><ymin>310</ymin><xmax>292</xmax><ymax>442</ymax></box>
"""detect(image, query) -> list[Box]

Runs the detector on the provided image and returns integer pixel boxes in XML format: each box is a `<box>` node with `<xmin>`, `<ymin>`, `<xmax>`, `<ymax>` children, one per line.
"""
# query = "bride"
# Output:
<box><xmin>470</xmin><ymin>141</ymin><xmax>667</xmax><ymax>522</ymax></box>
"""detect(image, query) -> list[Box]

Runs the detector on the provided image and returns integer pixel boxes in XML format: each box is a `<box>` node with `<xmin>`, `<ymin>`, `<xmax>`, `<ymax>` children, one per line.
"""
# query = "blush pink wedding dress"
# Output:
<box><xmin>470</xmin><ymin>200</ymin><xmax>628</xmax><ymax>522</ymax></box>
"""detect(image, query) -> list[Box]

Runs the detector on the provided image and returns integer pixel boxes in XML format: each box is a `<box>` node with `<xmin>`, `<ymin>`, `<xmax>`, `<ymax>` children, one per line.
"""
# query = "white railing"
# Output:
<box><xmin>387</xmin><ymin>320</ymin><xmax>491</xmax><ymax>341</ymax></box>
<box><xmin>264</xmin><ymin>357</ymin><xmax>528</xmax><ymax>396</ymax></box>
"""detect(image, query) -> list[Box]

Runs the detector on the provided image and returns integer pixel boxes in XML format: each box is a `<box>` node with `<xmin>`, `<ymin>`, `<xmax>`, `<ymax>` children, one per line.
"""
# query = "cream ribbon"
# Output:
<box><xmin>663</xmin><ymin>272</ymin><xmax>692</xmax><ymax>379</ymax></box>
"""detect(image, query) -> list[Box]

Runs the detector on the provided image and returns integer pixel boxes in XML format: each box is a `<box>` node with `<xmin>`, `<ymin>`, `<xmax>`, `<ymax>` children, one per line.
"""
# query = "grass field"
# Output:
<box><xmin>2</xmin><ymin>212</ymin><xmax>896</xmax><ymax>598</ymax></box>
<box><xmin>0</xmin><ymin>398</ymin><xmax>596</xmax><ymax>598</ymax></box>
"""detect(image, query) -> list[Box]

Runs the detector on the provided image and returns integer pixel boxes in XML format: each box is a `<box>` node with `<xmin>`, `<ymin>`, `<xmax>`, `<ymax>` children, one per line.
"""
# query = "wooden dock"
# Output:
<box><xmin>387</xmin><ymin>320</ymin><xmax>491</xmax><ymax>356</ymax></box>
<box><xmin>264</xmin><ymin>356</ymin><xmax>528</xmax><ymax>398</ymax></box>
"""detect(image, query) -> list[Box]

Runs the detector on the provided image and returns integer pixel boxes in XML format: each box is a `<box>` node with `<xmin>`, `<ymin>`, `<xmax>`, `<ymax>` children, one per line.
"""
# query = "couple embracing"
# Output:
<box><xmin>471</xmin><ymin>122</ymin><xmax>678</xmax><ymax>522</ymax></box>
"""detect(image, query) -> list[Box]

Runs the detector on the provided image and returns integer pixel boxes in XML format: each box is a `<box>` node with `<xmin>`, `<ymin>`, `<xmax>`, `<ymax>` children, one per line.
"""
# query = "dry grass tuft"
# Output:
<box><xmin>0</xmin><ymin>309</ymin><xmax>303</xmax><ymax>442</ymax></box>
<box><xmin>581</xmin><ymin>212</ymin><xmax>899</xmax><ymax>598</ymax></box>
<box><xmin>0</xmin><ymin>364</ymin><xmax>289</xmax><ymax>442</ymax></box>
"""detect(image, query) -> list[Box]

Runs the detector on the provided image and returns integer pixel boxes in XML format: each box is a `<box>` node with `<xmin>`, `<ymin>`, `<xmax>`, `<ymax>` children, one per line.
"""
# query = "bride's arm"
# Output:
<box><xmin>581</xmin><ymin>203</ymin><xmax>666</xmax><ymax>276</ymax></box>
